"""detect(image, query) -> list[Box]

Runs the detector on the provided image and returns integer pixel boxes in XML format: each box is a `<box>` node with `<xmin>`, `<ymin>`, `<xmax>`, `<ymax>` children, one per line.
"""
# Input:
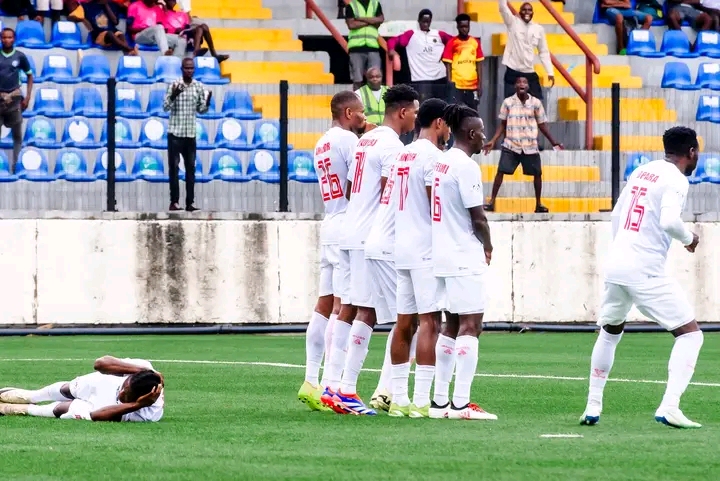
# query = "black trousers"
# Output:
<box><xmin>168</xmin><ymin>133</ymin><xmax>196</xmax><ymax>207</ymax></box>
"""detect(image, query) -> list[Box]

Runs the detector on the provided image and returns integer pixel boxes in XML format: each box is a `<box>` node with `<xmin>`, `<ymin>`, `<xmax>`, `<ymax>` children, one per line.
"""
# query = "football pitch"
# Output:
<box><xmin>1</xmin><ymin>332</ymin><xmax>719</xmax><ymax>481</ymax></box>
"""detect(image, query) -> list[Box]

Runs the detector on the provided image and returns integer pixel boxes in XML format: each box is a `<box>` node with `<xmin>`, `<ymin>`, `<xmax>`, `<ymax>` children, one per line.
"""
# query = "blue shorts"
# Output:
<box><xmin>604</xmin><ymin>7</ymin><xmax>650</xmax><ymax>25</ymax></box>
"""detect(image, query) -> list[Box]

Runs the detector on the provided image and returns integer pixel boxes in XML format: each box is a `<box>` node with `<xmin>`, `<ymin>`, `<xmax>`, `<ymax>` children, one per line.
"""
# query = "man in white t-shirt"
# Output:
<box><xmin>0</xmin><ymin>356</ymin><xmax>164</xmax><ymax>422</ymax></box>
<box><xmin>325</xmin><ymin>84</ymin><xmax>419</xmax><ymax>416</ymax></box>
<box><xmin>384</xmin><ymin>98</ymin><xmax>450</xmax><ymax>418</ymax></box>
<box><xmin>299</xmin><ymin>91</ymin><xmax>367</xmax><ymax>412</ymax></box>
<box><xmin>580</xmin><ymin>126</ymin><xmax>703</xmax><ymax>430</ymax></box>
<box><xmin>430</xmin><ymin>104</ymin><xmax>497</xmax><ymax>421</ymax></box>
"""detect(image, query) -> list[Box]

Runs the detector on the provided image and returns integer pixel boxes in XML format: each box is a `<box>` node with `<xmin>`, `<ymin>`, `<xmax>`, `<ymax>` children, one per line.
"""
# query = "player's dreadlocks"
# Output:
<box><xmin>127</xmin><ymin>370</ymin><xmax>162</xmax><ymax>401</ymax></box>
<box><xmin>663</xmin><ymin>126</ymin><xmax>698</xmax><ymax>157</ymax></box>
<box><xmin>442</xmin><ymin>103</ymin><xmax>479</xmax><ymax>135</ymax></box>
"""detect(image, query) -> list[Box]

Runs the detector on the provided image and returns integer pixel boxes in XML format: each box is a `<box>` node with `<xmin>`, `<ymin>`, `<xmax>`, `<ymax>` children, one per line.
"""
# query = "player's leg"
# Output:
<box><xmin>389</xmin><ymin>269</ymin><xmax>417</xmax><ymax>417</ymax></box>
<box><xmin>0</xmin><ymin>381</ymin><xmax>73</xmax><ymax>404</ymax></box>
<box><xmin>484</xmin><ymin>149</ymin><xmax>519</xmax><ymax>211</ymax></box>
<box><xmin>0</xmin><ymin>400</ymin><xmax>72</xmax><ymax>418</ymax></box>
<box><xmin>371</xmin><ymin>259</ymin><xmax>400</xmax><ymax>412</ymax></box>
<box><xmin>371</xmin><ymin>324</ymin><xmax>394</xmax><ymax>412</ymax></box>
<box><xmin>319</xmin><ymin>296</ymin><xmax>341</xmax><ymax>388</ymax></box>
<box><xmin>430</xmin><ymin>279</ymin><xmax>458</xmax><ymax>418</ymax></box>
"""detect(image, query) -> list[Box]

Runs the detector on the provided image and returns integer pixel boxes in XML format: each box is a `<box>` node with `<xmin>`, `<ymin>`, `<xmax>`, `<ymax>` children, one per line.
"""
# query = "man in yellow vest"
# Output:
<box><xmin>354</xmin><ymin>67</ymin><xmax>387</xmax><ymax>125</ymax></box>
<box><xmin>344</xmin><ymin>0</ymin><xmax>385</xmax><ymax>90</ymax></box>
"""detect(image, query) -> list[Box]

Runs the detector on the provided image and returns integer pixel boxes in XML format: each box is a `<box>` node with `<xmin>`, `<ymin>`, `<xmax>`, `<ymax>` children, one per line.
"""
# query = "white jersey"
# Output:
<box><xmin>365</xmin><ymin>155</ymin><xmax>400</xmax><ymax>261</ymax></box>
<box><xmin>314</xmin><ymin>126</ymin><xmax>358</xmax><ymax>245</ymax></box>
<box><xmin>394</xmin><ymin>139</ymin><xmax>442</xmax><ymax>269</ymax></box>
<box><xmin>341</xmin><ymin>126</ymin><xmax>404</xmax><ymax>250</ymax></box>
<box><xmin>431</xmin><ymin>147</ymin><xmax>487</xmax><ymax>277</ymax></box>
<box><xmin>604</xmin><ymin>159</ymin><xmax>691</xmax><ymax>286</ymax></box>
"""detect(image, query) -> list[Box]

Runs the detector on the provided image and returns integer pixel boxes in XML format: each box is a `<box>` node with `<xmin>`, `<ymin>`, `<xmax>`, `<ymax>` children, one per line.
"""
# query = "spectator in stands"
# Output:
<box><xmin>667</xmin><ymin>0</ymin><xmax>713</xmax><ymax>31</ymax></box>
<box><xmin>442</xmin><ymin>14</ymin><xmax>484</xmax><ymax>109</ymax></box>
<box><xmin>599</xmin><ymin>0</ymin><xmax>653</xmax><ymax>54</ymax></box>
<box><xmin>354</xmin><ymin>66</ymin><xmax>387</xmax><ymax>125</ymax></box>
<box><xmin>161</xmin><ymin>0</ymin><xmax>229</xmax><ymax>62</ymax></box>
<box><xmin>0</xmin><ymin>0</ymin><xmax>41</xmax><ymax>21</ymax></box>
<box><xmin>499</xmin><ymin>0</ymin><xmax>552</xmax><ymax>101</ymax></box>
<box><xmin>163</xmin><ymin>58</ymin><xmax>210</xmax><ymax>212</ymax></box>
<box><xmin>127</xmin><ymin>0</ymin><xmax>187</xmax><ymax>57</ymax></box>
<box><xmin>66</xmin><ymin>0</ymin><xmax>139</xmax><ymax>55</ymax></box>
<box><xmin>36</xmin><ymin>0</ymin><xmax>64</xmax><ymax>23</ymax></box>
<box><xmin>387</xmin><ymin>9</ymin><xmax>452</xmax><ymax>102</ymax></box>
<box><xmin>482</xmin><ymin>76</ymin><xmax>563</xmax><ymax>214</ymax></box>
<box><xmin>345</xmin><ymin>0</ymin><xmax>384</xmax><ymax>90</ymax></box>
<box><xmin>0</xmin><ymin>28</ymin><xmax>32</xmax><ymax>174</ymax></box>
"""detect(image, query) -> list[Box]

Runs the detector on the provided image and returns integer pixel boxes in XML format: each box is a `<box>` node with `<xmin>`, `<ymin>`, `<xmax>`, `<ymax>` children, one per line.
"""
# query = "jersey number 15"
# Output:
<box><xmin>623</xmin><ymin>185</ymin><xmax>647</xmax><ymax>232</ymax></box>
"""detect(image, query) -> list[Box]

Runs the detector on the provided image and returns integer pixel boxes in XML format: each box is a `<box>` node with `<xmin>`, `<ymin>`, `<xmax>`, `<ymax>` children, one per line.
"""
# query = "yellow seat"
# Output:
<box><xmin>207</xmin><ymin>29</ymin><xmax>301</xmax><ymax>51</ymax></box>
<box><xmin>480</xmin><ymin>164</ymin><xmax>600</xmax><ymax>182</ymax></box>
<box><xmin>493</xmin><ymin>197</ymin><xmax>611</xmax><ymax>213</ymax></box>
<box><xmin>593</xmin><ymin>135</ymin><xmax>705</xmax><ymax>151</ymax></box>
<box><xmin>492</xmin><ymin>33</ymin><xmax>607</xmax><ymax>56</ymax></box>
<box><xmin>253</xmin><ymin>95</ymin><xmax>332</xmax><ymax>119</ymax></box>
<box><xmin>559</xmin><ymin>97</ymin><xmax>677</xmax><ymax>122</ymax></box>
<box><xmin>221</xmin><ymin>61</ymin><xmax>334</xmax><ymax>84</ymax></box>
<box><xmin>289</xmin><ymin>133</ymin><xmax>325</xmax><ymax>150</ymax></box>
<box><xmin>465</xmin><ymin>1</ymin><xmax>574</xmax><ymax>24</ymax></box>
<box><xmin>191</xmin><ymin>7</ymin><xmax>272</xmax><ymax>19</ymax></box>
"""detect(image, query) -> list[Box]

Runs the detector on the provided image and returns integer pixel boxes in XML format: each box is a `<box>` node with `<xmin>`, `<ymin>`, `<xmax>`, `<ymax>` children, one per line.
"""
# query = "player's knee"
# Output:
<box><xmin>314</xmin><ymin>295</ymin><xmax>333</xmax><ymax>317</ymax></box>
<box><xmin>53</xmin><ymin>401</ymin><xmax>71</xmax><ymax>418</ymax></box>
<box><xmin>602</xmin><ymin>322</ymin><xmax>625</xmax><ymax>335</ymax></box>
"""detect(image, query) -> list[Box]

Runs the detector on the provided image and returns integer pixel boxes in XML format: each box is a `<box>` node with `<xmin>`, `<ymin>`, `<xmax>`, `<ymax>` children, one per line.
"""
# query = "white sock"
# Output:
<box><xmin>304</xmin><ymin>311</ymin><xmax>329</xmax><ymax>386</ymax></box>
<box><xmin>339</xmin><ymin>321</ymin><xmax>373</xmax><ymax>395</ymax></box>
<box><xmin>409</xmin><ymin>331</ymin><xmax>418</xmax><ymax>364</ymax></box>
<box><xmin>413</xmin><ymin>365</ymin><xmax>435</xmax><ymax>408</ymax></box>
<box><xmin>587</xmin><ymin>328</ymin><xmax>623</xmax><ymax>408</ymax></box>
<box><xmin>29</xmin><ymin>382</ymin><xmax>70</xmax><ymax>403</ymax></box>
<box><xmin>28</xmin><ymin>402</ymin><xmax>59</xmax><ymax>418</ymax></box>
<box><xmin>324</xmin><ymin>320</ymin><xmax>352</xmax><ymax>391</ymax></box>
<box><xmin>320</xmin><ymin>313</ymin><xmax>337</xmax><ymax>387</ymax></box>
<box><xmin>452</xmin><ymin>335</ymin><xmax>479</xmax><ymax>408</ymax></box>
<box><xmin>376</xmin><ymin>326</ymin><xmax>394</xmax><ymax>394</ymax></box>
<box><xmin>391</xmin><ymin>362</ymin><xmax>411</xmax><ymax>407</ymax></box>
<box><xmin>433</xmin><ymin>334</ymin><xmax>456</xmax><ymax>406</ymax></box>
<box><xmin>661</xmin><ymin>331</ymin><xmax>704</xmax><ymax>410</ymax></box>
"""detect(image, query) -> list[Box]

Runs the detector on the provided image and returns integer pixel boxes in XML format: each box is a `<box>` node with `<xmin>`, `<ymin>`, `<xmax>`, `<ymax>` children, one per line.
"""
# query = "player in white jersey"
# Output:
<box><xmin>385</xmin><ymin>98</ymin><xmax>450</xmax><ymax>418</ymax></box>
<box><xmin>324</xmin><ymin>84</ymin><xmax>419</xmax><ymax>416</ymax></box>
<box><xmin>580</xmin><ymin>126</ymin><xmax>703</xmax><ymax>429</ymax></box>
<box><xmin>430</xmin><ymin>104</ymin><xmax>497</xmax><ymax>421</ymax></box>
<box><xmin>0</xmin><ymin>356</ymin><xmax>164</xmax><ymax>422</ymax></box>
<box><xmin>298</xmin><ymin>91</ymin><xmax>367</xmax><ymax>412</ymax></box>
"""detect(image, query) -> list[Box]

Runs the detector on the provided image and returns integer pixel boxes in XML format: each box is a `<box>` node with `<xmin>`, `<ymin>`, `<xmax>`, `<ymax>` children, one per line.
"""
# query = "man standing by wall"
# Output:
<box><xmin>499</xmin><ymin>0</ymin><xmax>553</xmax><ymax>101</ymax></box>
<box><xmin>163</xmin><ymin>58</ymin><xmax>210</xmax><ymax>212</ymax></box>
<box><xmin>345</xmin><ymin>0</ymin><xmax>384</xmax><ymax>91</ymax></box>
<box><xmin>441</xmin><ymin>14</ymin><xmax>484</xmax><ymax>110</ymax></box>
<box><xmin>0</xmin><ymin>28</ymin><xmax>32</xmax><ymax>174</ymax></box>
<box><xmin>355</xmin><ymin>67</ymin><xmax>387</xmax><ymax>125</ymax></box>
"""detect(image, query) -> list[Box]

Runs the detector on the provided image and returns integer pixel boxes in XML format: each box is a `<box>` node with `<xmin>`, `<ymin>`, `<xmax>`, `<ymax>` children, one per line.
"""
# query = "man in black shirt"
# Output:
<box><xmin>67</xmin><ymin>0</ymin><xmax>138</xmax><ymax>54</ymax></box>
<box><xmin>0</xmin><ymin>28</ymin><xmax>33</xmax><ymax>174</ymax></box>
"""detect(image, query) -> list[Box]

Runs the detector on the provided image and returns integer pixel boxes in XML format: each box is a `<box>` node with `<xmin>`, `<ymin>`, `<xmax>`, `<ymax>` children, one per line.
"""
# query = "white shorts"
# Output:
<box><xmin>397</xmin><ymin>267</ymin><xmax>440</xmax><ymax>315</ymax></box>
<box><xmin>437</xmin><ymin>274</ymin><xmax>487</xmax><ymax>315</ymax></box>
<box><xmin>349</xmin><ymin>249</ymin><xmax>373</xmax><ymax>308</ymax></box>
<box><xmin>367</xmin><ymin>258</ymin><xmax>397</xmax><ymax>325</ymax></box>
<box><xmin>318</xmin><ymin>244</ymin><xmax>341</xmax><ymax>298</ymax></box>
<box><xmin>338</xmin><ymin>248</ymin><xmax>351</xmax><ymax>305</ymax></box>
<box><xmin>36</xmin><ymin>0</ymin><xmax>64</xmax><ymax>10</ymax></box>
<box><xmin>598</xmin><ymin>277</ymin><xmax>695</xmax><ymax>331</ymax></box>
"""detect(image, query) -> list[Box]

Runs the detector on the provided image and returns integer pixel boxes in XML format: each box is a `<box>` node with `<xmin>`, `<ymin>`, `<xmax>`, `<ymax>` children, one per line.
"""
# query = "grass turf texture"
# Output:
<box><xmin>0</xmin><ymin>333</ymin><xmax>718</xmax><ymax>481</ymax></box>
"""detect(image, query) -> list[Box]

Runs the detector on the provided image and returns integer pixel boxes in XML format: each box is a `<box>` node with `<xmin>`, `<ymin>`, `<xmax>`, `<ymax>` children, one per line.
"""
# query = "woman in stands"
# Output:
<box><xmin>160</xmin><ymin>0</ymin><xmax>229</xmax><ymax>62</ymax></box>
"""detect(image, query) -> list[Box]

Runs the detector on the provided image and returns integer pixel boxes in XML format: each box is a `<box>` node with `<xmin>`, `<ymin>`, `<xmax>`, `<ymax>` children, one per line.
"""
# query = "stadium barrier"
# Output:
<box><xmin>0</xmin><ymin>213</ymin><xmax>716</xmax><ymax>330</ymax></box>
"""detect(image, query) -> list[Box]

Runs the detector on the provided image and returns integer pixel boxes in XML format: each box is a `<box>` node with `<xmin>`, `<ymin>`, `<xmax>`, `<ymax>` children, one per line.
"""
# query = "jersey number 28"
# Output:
<box><xmin>623</xmin><ymin>185</ymin><xmax>647</xmax><ymax>232</ymax></box>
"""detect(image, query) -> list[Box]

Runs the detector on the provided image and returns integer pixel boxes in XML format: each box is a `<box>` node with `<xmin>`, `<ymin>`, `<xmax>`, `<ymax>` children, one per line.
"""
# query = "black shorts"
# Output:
<box><xmin>0</xmin><ymin>108</ymin><xmax>22</xmax><ymax>129</ymax></box>
<box><xmin>498</xmin><ymin>148</ymin><xmax>542</xmax><ymax>176</ymax></box>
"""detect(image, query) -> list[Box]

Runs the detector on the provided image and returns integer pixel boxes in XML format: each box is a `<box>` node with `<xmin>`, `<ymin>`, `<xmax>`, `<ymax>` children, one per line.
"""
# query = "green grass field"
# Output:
<box><xmin>1</xmin><ymin>332</ymin><xmax>719</xmax><ymax>480</ymax></box>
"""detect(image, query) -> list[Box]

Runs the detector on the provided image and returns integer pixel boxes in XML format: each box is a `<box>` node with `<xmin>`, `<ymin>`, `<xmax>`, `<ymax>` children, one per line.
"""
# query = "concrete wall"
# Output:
<box><xmin>0</xmin><ymin>212</ymin><xmax>717</xmax><ymax>327</ymax></box>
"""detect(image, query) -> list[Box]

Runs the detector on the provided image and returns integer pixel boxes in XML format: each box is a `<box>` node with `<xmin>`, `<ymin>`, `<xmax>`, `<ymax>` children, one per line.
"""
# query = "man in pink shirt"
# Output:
<box><xmin>127</xmin><ymin>0</ymin><xmax>186</xmax><ymax>57</ymax></box>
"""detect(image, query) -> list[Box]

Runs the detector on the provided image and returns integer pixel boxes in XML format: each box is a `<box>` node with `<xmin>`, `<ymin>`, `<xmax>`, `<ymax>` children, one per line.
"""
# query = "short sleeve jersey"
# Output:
<box><xmin>441</xmin><ymin>36</ymin><xmax>484</xmax><ymax>90</ymax></box>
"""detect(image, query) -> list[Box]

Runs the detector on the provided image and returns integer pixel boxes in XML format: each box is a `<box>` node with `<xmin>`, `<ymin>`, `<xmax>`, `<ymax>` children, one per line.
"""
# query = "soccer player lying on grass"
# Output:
<box><xmin>0</xmin><ymin>356</ymin><xmax>164</xmax><ymax>422</ymax></box>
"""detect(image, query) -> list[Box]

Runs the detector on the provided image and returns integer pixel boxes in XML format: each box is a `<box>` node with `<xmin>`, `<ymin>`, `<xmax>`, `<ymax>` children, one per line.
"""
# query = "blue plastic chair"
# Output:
<box><xmin>696</xmin><ymin>31</ymin><xmax>720</xmax><ymax>58</ymax></box>
<box><xmin>51</xmin><ymin>21</ymin><xmax>87</xmax><ymax>49</ymax></box>
<box><xmin>198</xmin><ymin>94</ymin><xmax>224</xmax><ymax>120</ymax></box>
<box><xmin>0</xmin><ymin>151</ymin><xmax>18</xmax><ymax>182</ymax></box>
<box><xmin>100</xmin><ymin>118</ymin><xmax>142</xmax><ymax>149</ymax></box>
<box><xmin>252</xmin><ymin>120</ymin><xmax>287</xmax><ymax>150</ymax></box>
<box><xmin>153</xmin><ymin>56</ymin><xmax>182</xmax><ymax>83</ymax></box>
<box><xmin>221</xmin><ymin>90</ymin><xmax>262</xmax><ymax>120</ymax></box>
<box><xmin>71</xmin><ymin>87</ymin><xmax>105</xmax><ymax>118</ymax></box>
<box><xmin>38</xmin><ymin>54</ymin><xmax>77</xmax><ymax>84</ymax></box>
<box><xmin>208</xmin><ymin>149</ymin><xmax>251</xmax><ymax>182</ymax></box>
<box><xmin>138</xmin><ymin>118</ymin><xmax>168</xmax><ymax>149</ymax></box>
<box><xmin>16</xmin><ymin>20</ymin><xmax>51</xmax><ymax>49</ymax></box>
<box><xmin>700</xmin><ymin>154</ymin><xmax>720</xmax><ymax>183</ymax></box>
<box><xmin>695</xmin><ymin>63</ymin><xmax>720</xmax><ymax>90</ymax></box>
<box><xmin>16</xmin><ymin>148</ymin><xmax>55</xmax><ymax>181</ymax></box>
<box><xmin>194</xmin><ymin>56</ymin><xmax>230</xmax><ymax>85</ymax></box>
<box><xmin>79</xmin><ymin>55</ymin><xmax>112</xmax><ymax>84</ymax></box>
<box><xmin>179</xmin><ymin>156</ymin><xmax>212</xmax><ymax>183</ymax></box>
<box><xmin>61</xmin><ymin>117</ymin><xmax>102</xmax><ymax>149</ymax></box>
<box><xmin>132</xmin><ymin>149</ymin><xmax>169</xmax><ymax>182</ymax></box>
<box><xmin>660</xmin><ymin>30</ymin><xmax>698</xmax><ymax>58</ymax></box>
<box><xmin>0</xmin><ymin>125</ymin><xmax>12</xmax><ymax>148</ymax></box>
<box><xmin>25</xmin><ymin>88</ymin><xmax>71</xmax><ymax>118</ymax></box>
<box><xmin>624</xmin><ymin>152</ymin><xmax>651</xmax><ymax>181</ymax></box>
<box><xmin>627</xmin><ymin>30</ymin><xmax>664</xmax><ymax>58</ymax></box>
<box><xmin>146</xmin><ymin>89</ymin><xmax>169</xmax><ymax>118</ymax></box>
<box><xmin>116</xmin><ymin>55</ymin><xmax>153</xmax><ymax>84</ymax></box>
<box><xmin>195</xmin><ymin>120</ymin><xmax>213</xmax><ymax>150</ymax></box>
<box><xmin>24</xmin><ymin>117</ymin><xmax>60</xmax><ymax>149</ymax></box>
<box><xmin>661</xmin><ymin>62</ymin><xmax>699</xmax><ymax>90</ymax></box>
<box><xmin>247</xmin><ymin>149</ymin><xmax>280</xmax><ymax>183</ymax></box>
<box><xmin>289</xmin><ymin>150</ymin><xmax>318</xmax><ymax>183</ymax></box>
<box><xmin>93</xmin><ymin>149</ymin><xmax>135</xmax><ymax>182</ymax></box>
<box><xmin>54</xmin><ymin>149</ymin><xmax>96</xmax><ymax>181</ymax></box>
<box><xmin>696</xmin><ymin>95</ymin><xmax>720</xmax><ymax>122</ymax></box>
<box><xmin>116</xmin><ymin>88</ymin><xmax>147</xmax><ymax>119</ymax></box>
<box><xmin>214</xmin><ymin>119</ymin><xmax>254</xmax><ymax>150</ymax></box>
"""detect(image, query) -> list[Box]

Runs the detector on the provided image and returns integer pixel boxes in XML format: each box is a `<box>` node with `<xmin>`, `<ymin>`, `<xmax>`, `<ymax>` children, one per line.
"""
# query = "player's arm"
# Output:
<box><xmin>460</xmin><ymin>162</ymin><xmax>493</xmax><ymax>262</ymax></box>
<box><xmin>90</xmin><ymin>386</ymin><xmax>163</xmax><ymax>422</ymax></box>
<box><xmin>94</xmin><ymin>356</ymin><xmax>153</xmax><ymax>376</ymax></box>
<box><xmin>659</xmin><ymin>182</ymin><xmax>698</xmax><ymax>251</ymax></box>
<box><xmin>441</xmin><ymin>40</ymin><xmax>454</xmax><ymax>83</ymax></box>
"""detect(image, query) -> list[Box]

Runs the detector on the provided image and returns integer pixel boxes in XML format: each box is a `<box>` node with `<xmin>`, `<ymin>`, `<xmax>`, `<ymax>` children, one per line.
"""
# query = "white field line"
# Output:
<box><xmin>2</xmin><ymin>358</ymin><xmax>720</xmax><ymax>388</ymax></box>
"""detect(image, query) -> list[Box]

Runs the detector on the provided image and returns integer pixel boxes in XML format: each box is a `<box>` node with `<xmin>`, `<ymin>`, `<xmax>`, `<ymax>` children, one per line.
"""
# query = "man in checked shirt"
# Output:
<box><xmin>163</xmin><ymin>57</ymin><xmax>211</xmax><ymax>212</ymax></box>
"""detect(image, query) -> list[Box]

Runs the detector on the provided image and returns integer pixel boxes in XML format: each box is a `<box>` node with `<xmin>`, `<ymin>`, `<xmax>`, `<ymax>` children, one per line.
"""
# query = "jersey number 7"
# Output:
<box><xmin>317</xmin><ymin>157</ymin><xmax>343</xmax><ymax>201</ymax></box>
<box><xmin>623</xmin><ymin>185</ymin><xmax>647</xmax><ymax>232</ymax></box>
<box><xmin>396</xmin><ymin>166</ymin><xmax>410</xmax><ymax>211</ymax></box>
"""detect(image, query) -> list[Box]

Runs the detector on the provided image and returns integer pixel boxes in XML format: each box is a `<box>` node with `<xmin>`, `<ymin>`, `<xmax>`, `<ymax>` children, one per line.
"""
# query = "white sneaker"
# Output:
<box><xmin>429</xmin><ymin>401</ymin><xmax>450</xmax><ymax>419</ymax></box>
<box><xmin>0</xmin><ymin>388</ymin><xmax>32</xmax><ymax>404</ymax></box>
<box><xmin>0</xmin><ymin>403</ymin><xmax>28</xmax><ymax>416</ymax></box>
<box><xmin>448</xmin><ymin>402</ymin><xmax>498</xmax><ymax>421</ymax></box>
<box><xmin>655</xmin><ymin>407</ymin><xmax>702</xmax><ymax>429</ymax></box>
<box><xmin>579</xmin><ymin>405</ymin><xmax>602</xmax><ymax>425</ymax></box>
<box><xmin>369</xmin><ymin>388</ymin><xmax>391</xmax><ymax>412</ymax></box>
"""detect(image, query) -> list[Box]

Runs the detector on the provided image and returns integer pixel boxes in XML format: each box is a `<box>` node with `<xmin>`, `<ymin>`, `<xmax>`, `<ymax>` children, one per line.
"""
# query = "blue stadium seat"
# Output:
<box><xmin>660</xmin><ymin>30</ymin><xmax>698</xmax><ymax>58</ymax></box>
<box><xmin>138</xmin><ymin>118</ymin><xmax>168</xmax><ymax>148</ymax></box>
<box><xmin>0</xmin><ymin>125</ymin><xmax>13</xmax><ymax>148</ymax></box>
<box><xmin>23</xmin><ymin>117</ymin><xmax>59</xmax><ymax>149</ymax></box>
<box><xmin>20</xmin><ymin>55</ymin><xmax>36</xmax><ymax>84</ymax></box>
<box><xmin>25</xmin><ymin>88</ymin><xmax>70</xmax><ymax>118</ymax></box>
<box><xmin>696</xmin><ymin>31</ymin><xmax>720</xmax><ymax>58</ymax></box>
<box><xmin>116</xmin><ymin>87</ymin><xmax>147</xmax><ymax>119</ymax></box>
<box><xmin>627</xmin><ymin>30</ymin><xmax>664</xmax><ymax>58</ymax></box>
<box><xmin>132</xmin><ymin>149</ymin><xmax>169</xmax><ymax>182</ymax></box>
<box><xmin>289</xmin><ymin>151</ymin><xmax>317</xmax><ymax>183</ymax></box>
<box><xmin>116</xmin><ymin>55</ymin><xmax>153</xmax><ymax>84</ymax></box>
<box><xmin>661</xmin><ymin>62</ymin><xmax>699</xmax><ymax>90</ymax></box>
<box><xmin>696</xmin><ymin>95</ymin><xmax>720</xmax><ymax>122</ymax></box>
<box><xmin>16</xmin><ymin>20</ymin><xmax>51</xmax><ymax>49</ymax></box>
<box><xmin>51</xmin><ymin>21</ymin><xmax>87</xmax><ymax>50</ymax></box>
<box><xmin>100</xmin><ymin>118</ymin><xmax>141</xmax><ymax>149</ymax></box>
<box><xmin>214</xmin><ymin>119</ymin><xmax>253</xmax><ymax>150</ymax></box>
<box><xmin>195</xmin><ymin>120</ymin><xmax>213</xmax><ymax>150</ymax></box>
<box><xmin>37</xmin><ymin>54</ymin><xmax>77</xmax><ymax>84</ymax></box>
<box><xmin>624</xmin><ymin>152</ymin><xmax>651</xmax><ymax>181</ymax></box>
<box><xmin>61</xmin><ymin>117</ymin><xmax>102</xmax><ymax>149</ymax></box>
<box><xmin>198</xmin><ymin>94</ymin><xmax>224</xmax><ymax>120</ymax></box>
<box><xmin>79</xmin><ymin>55</ymin><xmax>112</xmax><ymax>84</ymax></box>
<box><xmin>699</xmin><ymin>154</ymin><xmax>720</xmax><ymax>183</ymax></box>
<box><xmin>71</xmin><ymin>87</ymin><xmax>105</xmax><ymax>118</ymax></box>
<box><xmin>54</xmin><ymin>148</ymin><xmax>96</xmax><ymax>181</ymax></box>
<box><xmin>16</xmin><ymin>147</ymin><xmax>55</xmax><ymax>181</ymax></box>
<box><xmin>194</xmin><ymin>56</ymin><xmax>230</xmax><ymax>85</ymax></box>
<box><xmin>93</xmin><ymin>149</ymin><xmax>135</xmax><ymax>182</ymax></box>
<box><xmin>153</xmin><ymin>56</ymin><xmax>182</xmax><ymax>83</ymax></box>
<box><xmin>179</xmin><ymin>155</ymin><xmax>213</xmax><ymax>183</ymax></box>
<box><xmin>247</xmin><ymin>149</ymin><xmax>280</xmax><ymax>183</ymax></box>
<box><xmin>221</xmin><ymin>90</ymin><xmax>262</xmax><ymax>120</ymax></box>
<box><xmin>252</xmin><ymin>120</ymin><xmax>284</xmax><ymax>150</ymax></box>
<box><xmin>695</xmin><ymin>63</ymin><xmax>720</xmax><ymax>90</ymax></box>
<box><xmin>146</xmin><ymin>89</ymin><xmax>169</xmax><ymax>118</ymax></box>
<box><xmin>0</xmin><ymin>151</ymin><xmax>17</xmax><ymax>182</ymax></box>
<box><xmin>208</xmin><ymin>149</ymin><xmax>251</xmax><ymax>182</ymax></box>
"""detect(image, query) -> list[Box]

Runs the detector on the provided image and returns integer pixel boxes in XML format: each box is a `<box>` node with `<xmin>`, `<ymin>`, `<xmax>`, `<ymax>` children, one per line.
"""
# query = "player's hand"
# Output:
<box><xmin>548</xmin><ymin>76</ymin><xmax>555</xmax><ymax>88</ymax></box>
<box><xmin>20</xmin><ymin>98</ymin><xmax>29</xmax><ymax>111</ymax></box>
<box><xmin>482</xmin><ymin>140</ymin><xmax>495</xmax><ymax>155</ymax></box>
<box><xmin>171</xmin><ymin>83</ymin><xmax>185</xmax><ymax>99</ymax></box>
<box><xmin>205</xmin><ymin>90</ymin><xmax>213</xmax><ymax>105</ymax></box>
<box><xmin>484</xmin><ymin>248</ymin><xmax>492</xmax><ymax>266</ymax></box>
<box><xmin>136</xmin><ymin>385</ymin><xmax>163</xmax><ymax>407</ymax></box>
<box><xmin>685</xmin><ymin>232</ymin><xmax>699</xmax><ymax>253</ymax></box>
<box><xmin>552</xmin><ymin>143</ymin><xmax>564</xmax><ymax>151</ymax></box>
<box><xmin>155</xmin><ymin>371</ymin><xmax>165</xmax><ymax>387</ymax></box>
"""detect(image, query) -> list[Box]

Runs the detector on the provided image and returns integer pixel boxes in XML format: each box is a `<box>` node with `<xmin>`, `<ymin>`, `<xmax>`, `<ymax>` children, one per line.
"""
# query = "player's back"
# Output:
<box><xmin>365</xmin><ymin>156</ymin><xmax>400</xmax><ymax>260</ymax></box>
<box><xmin>605</xmin><ymin>159</ymin><xmax>690</xmax><ymax>285</ymax></box>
